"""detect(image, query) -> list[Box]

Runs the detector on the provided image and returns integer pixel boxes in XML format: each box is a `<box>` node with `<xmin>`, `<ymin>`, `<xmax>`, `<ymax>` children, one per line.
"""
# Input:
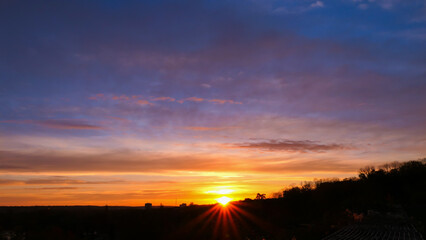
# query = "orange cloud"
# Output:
<box><xmin>0</xmin><ymin>148</ymin><xmax>363</xmax><ymax>174</ymax></box>
<box><xmin>177</xmin><ymin>97</ymin><xmax>242</xmax><ymax>105</ymax></box>
<box><xmin>112</xmin><ymin>95</ymin><xmax>130</xmax><ymax>101</ymax></box>
<box><xmin>88</xmin><ymin>93</ymin><xmax>105</xmax><ymax>100</ymax></box>
<box><xmin>0</xmin><ymin>176</ymin><xmax>124</xmax><ymax>185</ymax></box>
<box><xmin>208</xmin><ymin>99</ymin><xmax>242</xmax><ymax>104</ymax></box>
<box><xmin>137</xmin><ymin>100</ymin><xmax>154</xmax><ymax>106</ymax></box>
<box><xmin>152</xmin><ymin>96</ymin><xmax>175</xmax><ymax>102</ymax></box>
<box><xmin>184</xmin><ymin>97</ymin><xmax>205</xmax><ymax>102</ymax></box>
<box><xmin>88</xmin><ymin>94</ymin><xmax>241</xmax><ymax>106</ymax></box>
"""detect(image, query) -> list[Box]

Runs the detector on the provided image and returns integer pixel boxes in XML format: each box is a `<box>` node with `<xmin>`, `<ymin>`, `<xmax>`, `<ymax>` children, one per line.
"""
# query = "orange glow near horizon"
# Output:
<box><xmin>0</xmin><ymin>171</ymin><xmax>362</xmax><ymax>206</ymax></box>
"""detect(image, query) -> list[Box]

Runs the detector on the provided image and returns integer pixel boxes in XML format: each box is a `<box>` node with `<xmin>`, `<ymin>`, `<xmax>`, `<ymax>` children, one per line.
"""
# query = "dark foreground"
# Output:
<box><xmin>0</xmin><ymin>160</ymin><xmax>425</xmax><ymax>240</ymax></box>
<box><xmin>0</xmin><ymin>201</ymin><xmax>424</xmax><ymax>240</ymax></box>
<box><xmin>322</xmin><ymin>224</ymin><xmax>424</xmax><ymax>240</ymax></box>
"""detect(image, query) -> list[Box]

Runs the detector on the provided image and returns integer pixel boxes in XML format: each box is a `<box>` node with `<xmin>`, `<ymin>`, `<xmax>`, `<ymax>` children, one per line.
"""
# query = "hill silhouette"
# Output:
<box><xmin>0</xmin><ymin>159</ymin><xmax>424</xmax><ymax>240</ymax></box>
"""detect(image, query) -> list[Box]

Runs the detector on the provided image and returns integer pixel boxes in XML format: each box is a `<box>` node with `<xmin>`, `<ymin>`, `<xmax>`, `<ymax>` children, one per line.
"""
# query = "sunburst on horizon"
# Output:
<box><xmin>216</xmin><ymin>196</ymin><xmax>232</xmax><ymax>206</ymax></box>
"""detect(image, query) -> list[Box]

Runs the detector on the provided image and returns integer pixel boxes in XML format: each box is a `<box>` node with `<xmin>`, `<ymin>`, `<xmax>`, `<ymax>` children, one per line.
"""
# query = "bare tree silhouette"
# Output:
<box><xmin>255</xmin><ymin>193</ymin><xmax>266</xmax><ymax>200</ymax></box>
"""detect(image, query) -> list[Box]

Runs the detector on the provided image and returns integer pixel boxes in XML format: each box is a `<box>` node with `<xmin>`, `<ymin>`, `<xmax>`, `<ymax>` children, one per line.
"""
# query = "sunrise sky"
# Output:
<box><xmin>1</xmin><ymin>0</ymin><xmax>425</xmax><ymax>206</ymax></box>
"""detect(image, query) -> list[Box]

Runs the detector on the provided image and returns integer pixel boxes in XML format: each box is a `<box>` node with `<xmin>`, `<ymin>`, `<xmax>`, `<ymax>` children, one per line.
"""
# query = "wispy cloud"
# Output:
<box><xmin>0</xmin><ymin>150</ymin><xmax>248</xmax><ymax>173</ymax></box>
<box><xmin>350</xmin><ymin>0</ymin><xmax>404</xmax><ymax>10</ymax></box>
<box><xmin>137</xmin><ymin>100</ymin><xmax>154</xmax><ymax>106</ymax></box>
<box><xmin>89</xmin><ymin>94</ymin><xmax>241</xmax><ymax>105</ymax></box>
<box><xmin>208</xmin><ymin>99</ymin><xmax>242</xmax><ymax>104</ymax></box>
<box><xmin>26</xmin><ymin>187</ymin><xmax>79</xmax><ymax>190</ymax></box>
<box><xmin>37</xmin><ymin>119</ymin><xmax>104</xmax><ymax>130</ymax></box>
<box><xmin>232</xmin><ymin>139</ymin><xmax>351</xmax><ymax>153</ymax></box>
<box><xmin>1</xmin><ymin>119</ymin><xmax>104</xmax><ymax>130</ymax></box>
<box><xmin>112</xmin><ymin>95</ymin><xmax>130</xmax><ymax>101</ymax></box>
<box><xmin>310</xmin><ymin>1</ymin><xmax>324</xmax><ymax>8</ymax></box>
<box><xmin>88</xmin><ymin>93</ymin><xmax>105</xmax><ymax>100</ymax></box>
<box><xmin>180</xmin><ymin>97</ymin><xmax>204</xmax><ymax>103</ymax></box>
<box><xmin>183</xmin><ymin>126</ymin><xmax>234</xmax><ymax>131</ymax></box>
<box><xmin>152</xmin><ymin>96</ymin><xmax>176</xmax><ymax>102</ymax></box>
<box><xmin>26</xmin><ymin>177</ymin><xmax>124</xmax><ymax>185</ymax></box>
<box><xmin>0</xmin><ymin>148</ymin><xmax>366</xmax><ymax>176</ymax></box>
<box><xmin>177</xmin><ymin>97</ymin><xmax>242</xmax><ymax>104</ymax></box>
<box><xmin>89</xmin><ymin>93</ymin><xmax>154</xmax><ymax>106</ymax></box>
<box><xmin>0</xmin><ymin>176</ymin><xmax>124</xmax><ymax>185</ymax></box>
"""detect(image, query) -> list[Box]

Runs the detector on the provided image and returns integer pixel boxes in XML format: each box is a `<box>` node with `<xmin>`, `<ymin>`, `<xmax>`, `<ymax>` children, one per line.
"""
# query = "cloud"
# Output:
<box><xmin>0</xmin><ymin>179</ymin><xmax>21</xmax><ymax>185</ymax></box>
<box><xmin>24</xmin><ymin>177</ymin><xmax>123</xmax><ymax>185</ymax></box>
<box><xmin>26</xmin><ymin>187</ymin><xmax>79</xmax><ymax>190</ymax></box>
<box><xmin>89</xmin><ymin>93</ymin><xmax>154</xmax><ymax>106</ymax></box>
<box><xmin>152</xmin><ymin>96</ymin><xmax>175</xmax><ymax>102</ymax></box>
<box><xmin>0</xmin><ymin>150</ymin><xmax>248</xmax><ymax>173</ymax></box>
<box><xmin>137</xmin><ymin>100</ymin><xmax>154</xmax><ymax>106</ymax></box>
<box><xmin>182</xmin><ymin>97</ymin><xmax>204</xmax><ymax>102</ymax></box>
<box><xmin>176</xmin><ymin>97</ymin><xmax>242</xmax><ymax>104</ymax></box>
<box><xmin>256</xmin><ymin>158</ymin><xmax>359</xmax><ymax>173</ymax></box>
<box><xmin>208</xmin><ymin>99</ymin><xmax>242</xmax><ymax>104</ymax></box>
<box><xmin>350</xmin><ymin>0</ymin><xmax>404</xmax><ymax>10</ymax></box>
<box><xmin>1</xmin><ymin>119</ymin><xmax>104</xmax><ymax>130</ymax></box>
<box><xmin>358</xmin><ymin>3</ymin><xmax>368</xmax><ymax>10</ymax></box>
<box><xmin>88</xmin><ymin>93</ymin><xmax>105</xmax><ymax>100</ymax></box>
<box><xmin>36</xmin><ymin>119</ymin><xmax>104</xmax><ymax>130</ymax></box>
<box><xmin>112</xmin><ymin>95</ymin><xmax>130</xmax><ymax>101</ymax></box>
<box><xmin>0</xmin><ymin>164</ymin><xmax>29</xmax><ymax>170</ymax></box>
<box><xmin>0</xmin><ymin>176</ymin><xmax>125</xmax><ymax>185</ymax></box>
<box><xmin>183</xmin><ymin>126</ymin><xmax>230</xmax><ymax>131</ymax></box>
<box><xmin>377</xmin><ymin>0</ymin><xmax>395</xmax><ymax>9</ymax></box>
<box><xmin>232</xmin><ymin>139</ymin><xmax>350</xmax><ymax>153</ymax></box>
<box><xmin>0</xmin><ymin>148</ymin><xmax>363</xmax><ymax>175</ymax></box>
<box><xmin>310</xmin><ymin>1</ymin><xmax>324</xmax><ymax>8</ymax></box>
<box><xmin>89</xmin><ymin>94</ymin><xmax>241</xmax><ymax>106</ymax></box>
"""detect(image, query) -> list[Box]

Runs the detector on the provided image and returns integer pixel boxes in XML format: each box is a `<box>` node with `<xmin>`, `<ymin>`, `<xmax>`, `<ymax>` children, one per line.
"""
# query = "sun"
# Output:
<box><xmin>216</xmin><ymin>196</ymin><xmax>232</xmax><ymax>206</ymax></box>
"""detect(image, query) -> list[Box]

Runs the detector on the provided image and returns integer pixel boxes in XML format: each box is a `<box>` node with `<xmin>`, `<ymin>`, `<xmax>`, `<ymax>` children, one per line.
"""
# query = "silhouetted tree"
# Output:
<box><xmin>255</xmin><ymin>193</ymin><xmax>266</xmax><ymax>200</ymax></box>
<box><xmin>358</xmin><ymin>165</ymin><xmax>375</xmax><ymax>179</ymax></box>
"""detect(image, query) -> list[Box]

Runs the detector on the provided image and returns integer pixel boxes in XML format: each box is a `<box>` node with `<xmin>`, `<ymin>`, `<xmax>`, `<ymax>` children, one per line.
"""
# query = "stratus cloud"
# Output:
<box><xmin>1</xmin><ymin>119</ymin><xmax>104</xmax><ymax>130</ymax></box>
<box><xmin>89</xmin><ymin>94</ymin><xmax>241</xmax><ymax>105</ymax></box>
<box><xmin>37</xmin><ymin>119</ymin><xmax>104</xmax><ymax>130</ymax></box>
<box><xmin>233</xmin><ymin>139</ymin><xmax>350</xmax><ymax>153</ymax></box>
<box><xmin>0</xmin><ymin>150</ymin><xmax>249</xmax><ymax>173</ymax></box>
<box><xmin>183</xmin><ymin>126</ymin><xmax>232</xmax><ymax>131</ymax></box>
<box><xmin>177</xmin><ymin>97</ymin><xmax>243</xmax><ymax>104</ymax></box>
<box><xmin>26</xmin><ymin>187</ymin><xmax>79</xmax><ymax>190</ymax></box>
<box><xmin>0</xmin><ymin>149</ymin><xmax>360</xmax><ymax>174</ymax></box>
<box><xmin>89</xmin><ymin>94</ymin><xmax>154</xmax><ymax>106</ymax></box>
<box><xmin>0</xmin><ymin>176</ymin><xmax>124</xmax><ymax>185</ymax></box>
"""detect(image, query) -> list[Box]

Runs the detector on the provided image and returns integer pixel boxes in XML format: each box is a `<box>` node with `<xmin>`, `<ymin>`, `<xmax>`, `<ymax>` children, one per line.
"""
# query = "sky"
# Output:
<box><xmin>1</xmin><ymin>0</ymin><xmax>425</xmax><ymax>206</ymax></box>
